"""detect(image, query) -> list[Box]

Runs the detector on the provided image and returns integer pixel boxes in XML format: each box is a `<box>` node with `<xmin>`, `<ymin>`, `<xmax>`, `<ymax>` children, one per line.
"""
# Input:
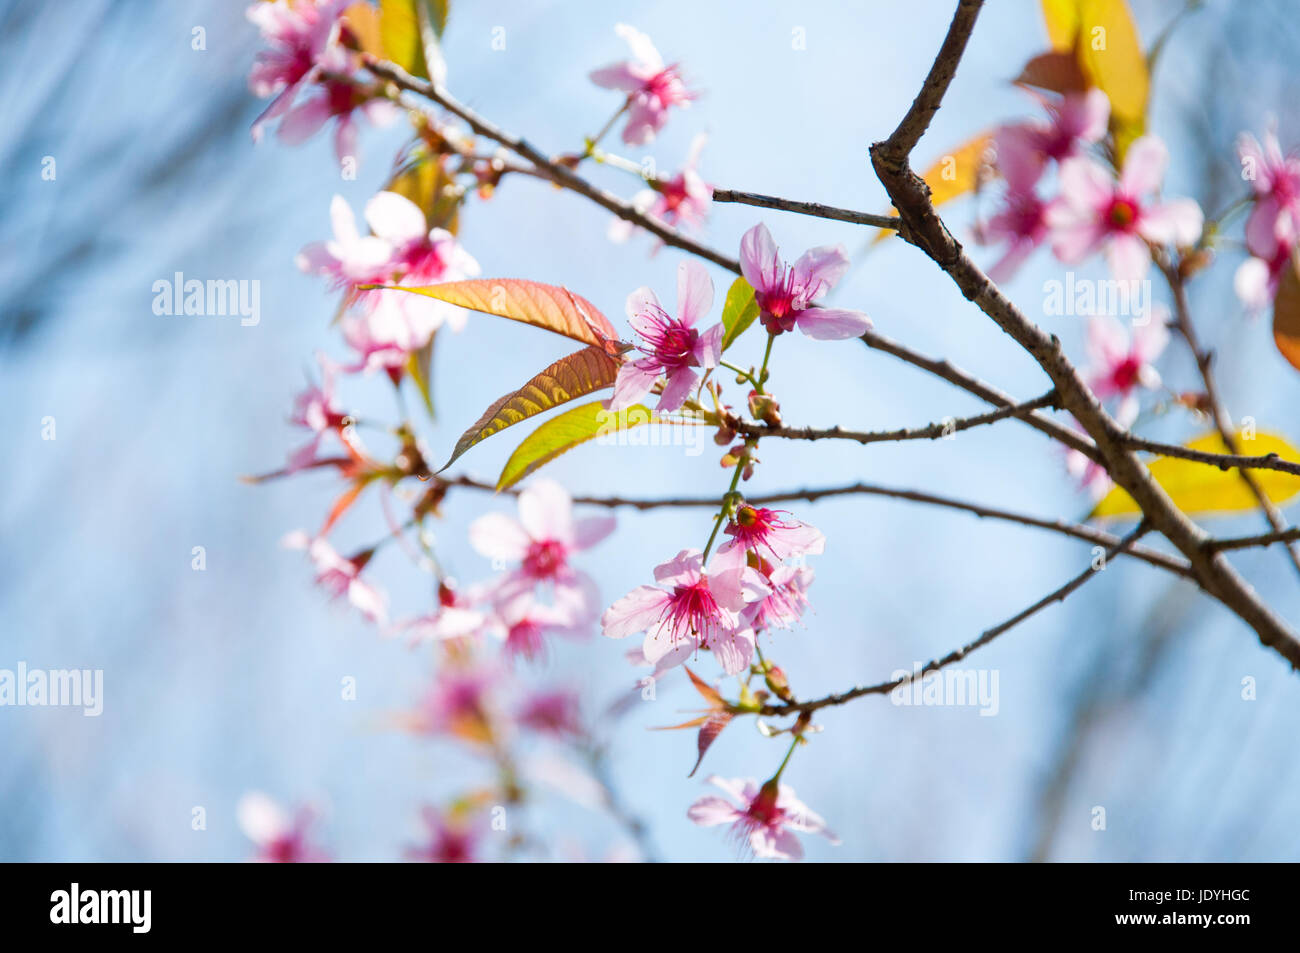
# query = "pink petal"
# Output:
<box><xmin>625</xmin><ymin>285</ymin><xmax>661</xmax><ymax>323</ymax></box>
<box><xmin>1086</xmin><ymin>314</ymin><xmax>1129</xmax><ymax>367</ymax></box>
<box><xmin>1235</xmin><ymin>256</ymin><xmax>1272</xmax><ymax>310</ymax></box>
<box><xmin>656</xmin><ymin>366</ymin><xmax>697</xmax><ymax>411</ymax></box>
<box><xmin>995</xmin><ymin>123</ymin><xmax>1048</xmax><ymax>192</ymax></box>
<box><xmin>708</xmin><ymin>627</ymin><xmax>755</xmax><ymax>675</ymax></box>
<box><xmin>1139</xmin><ymin>198</ymin><xmax>1203</xmax><ymax>248</ymax></box>
<box><xmin>1120</xmin><ymin>136</ymin><xmax>1169</xmax><ymax>196</ymax></box>
<box><xmin>687</xmin><ymin>796</ymin><xmax>742</xmax><ymax>827</ymax></box>
<box><xmin>589</xmin><ymin>63</ymin><xmax>644</xmax><ymax>91</ymax></box>
<box><xmin>693</xmin><ymin>322</ymin><xmax>724</xmax><ymax>368</ymax></box>
<box><xmin>467</xmin><ymin>512</ymin><xmax>530</xmax><ymax>562</ymax></box>
<box><xmin>795</xmin><ymin>307</ymin><xmax>872</xmax><ymax>340</ymax></box>
<box><xmin>676</xmin><ymin>259</ymin><xmax>714</xmax><ymax>327</ymax></box>
<box><xmin>1057</xmin><ymin>156</ymin><xmax>1115</xmax><ymax>212</ymax></box>
<box><xmin>276</xmin><ymin>96</ymin><xmax>331</xmax><ymax>144</ymax></box>
<box><xmin>572</xmin><ymin>515</ymin><xmax>617</xmax><ymax>550</ymax></box>
<box><xmin>1105</xmin><ymin>233</ymin><xmax>1151</xmax><ymax>282</ymax></box>
<box><xmin>607</xmin><ymin>361</ymin><xmax>660</xmax><ymax>411</ymax></box>
<box><xmin>601</xmin><ymin>586</ymin><xmax>670</xmax><ymax>639</ymax></box>
<box><xmin>739</xmin><ymin>223</ymin><xmax>781</xmax><ymax>295</ymax></box>
<box><xmin>365</xmin><ymin>191</ymin><xmax>427</xmax><ymax>245</ymax></box>
<box><xmin>791</xmin><ymin>244</ymin><xmax>850</xmax><ymax>303</ymax></box>
<box><xmin>518</xmin><ymin>478</ymin><xmax>574</xmax><ymax>545</ymax></box>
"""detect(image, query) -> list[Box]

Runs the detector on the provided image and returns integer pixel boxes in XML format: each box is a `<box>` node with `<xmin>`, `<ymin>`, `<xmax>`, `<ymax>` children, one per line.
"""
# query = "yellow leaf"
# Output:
<box><xmin>1272</xmin><ymin>253</ymin><xmax>1300</xmax><ymax>372</ymax></box>
<box><xmin>1091</xmin><ymin>431</ymin><xmax>1300</xmax><ymax>518</ymax></box>
<box><xmin>872</xmin><ymin>132</ymin><xmax>995</xmax><ymax>244</ymax></box>
<box><xmin>1040</xmin><ymin>0</ymin><xmax>1079</xmax><ymax>49</ymax></box>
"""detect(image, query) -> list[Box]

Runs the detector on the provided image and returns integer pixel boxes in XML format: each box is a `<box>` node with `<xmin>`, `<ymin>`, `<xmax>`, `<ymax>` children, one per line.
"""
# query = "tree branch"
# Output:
<box><xmin>758</xmin><ymin>522</ymin><xmax>1154</xmax><ymax>716</ymax></box>
<box><xmin>710</xmin><ymin>188</ymin><xmax>900</xmax><ymax>230</ymax></box>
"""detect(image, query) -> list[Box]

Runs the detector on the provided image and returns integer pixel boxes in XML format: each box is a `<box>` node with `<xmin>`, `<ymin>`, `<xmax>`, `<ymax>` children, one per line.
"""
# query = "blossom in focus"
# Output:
<box><xmin>609</xmin><ymin>134</ymin><xmax>711</xmax><ymax>244</ymax></box>
<box><xmin>608</xmin><ymin>260</ymin><xmax>724</xmax><ymax>412</ymax></box>
<box><xmin>282</xmin><ymin>531</ymin><xmax>388</xmax><ymax>625</ymax></box>
<box><xmin>687</xmin><ymin>776</ymin><xmax>839</xmax><ymax>860</ymax></box>
<box><xmin>246</xmin><ymin>0</ymin><xmax>348</xmax><ymax>142</ymax></box>
<box><xmin>589</xmin><ymin>24</ymin><xmax>694</xmax><ymax>146</ymax></box>
<box><xmin>975</xmin><ymin>186</ymin><xmax>1050</xmax><ymax>283</ymax></box>
<box><xmin>742</xmin><ymin>561</ymin><xmax>814</xmax><ymax>632</ymax></box>
<box><xmin>468</xmin><ymin>479</ymin><xmax>615</xmax><ymax>620</ymax></box>
<box><xmin>601</xmin><ymin>549</ymin><xmax>769</xmax><ymax>676</ymax></box>
<box><xmin>407</xmin><ymin>805</ymin><xmax>480</xmax><ymax>863</ymax></box>
<box><xmin>739</xmin><ymin>223</ymin><xmax>872</xmax><ymax>340</ymax></box>
<box><xmin>715</xmin><ymin>504</ymin><xmax>825</xmax><ymax>569</ymax></box>
<box><xmin>237</xmin><ymin>791</ymin><xmax>329</xmax><ymax>863</ymax></box>
<box><xmin>1046</xmin><ymin>136</ymin><xmax>1203</xmax><ymax>281</ymax></box>
<box><xmin>995</xmin><ymin>89</ymin><xmax>1110</xmax><ymax>191</ymax></box>
<box><xmin>1084</xmin><ymin>309</ymin><xmax>1169</xmax><ymax>426</ymax></box>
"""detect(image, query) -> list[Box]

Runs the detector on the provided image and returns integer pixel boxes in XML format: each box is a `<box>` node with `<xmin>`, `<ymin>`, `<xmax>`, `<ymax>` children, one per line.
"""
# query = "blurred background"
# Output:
<box><xmin>2</xmin><ymin>0</ymin><xmax>1299</xmax><ymax>862</ymax></box>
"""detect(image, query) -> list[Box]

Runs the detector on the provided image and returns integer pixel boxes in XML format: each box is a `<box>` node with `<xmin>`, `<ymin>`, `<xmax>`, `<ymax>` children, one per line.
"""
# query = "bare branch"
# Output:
<box><xmin>1208</xmin><ymin>527</ymin><xmax>1300</xmax><ymax>553</ymax></box>
<box><xmin>710</xmin><ymin>188</ymin><xmax>900</xmax><ymax>230</ymax></box>
<box><xmin>758</xmin><ymin>522</ymin><xmax>1154</xmax><ymax>717</ymax></box>
<box><xmin>1123</xmin><ymin>434</ymin><xmax>1300</xmax><ymax>478</ymax></box>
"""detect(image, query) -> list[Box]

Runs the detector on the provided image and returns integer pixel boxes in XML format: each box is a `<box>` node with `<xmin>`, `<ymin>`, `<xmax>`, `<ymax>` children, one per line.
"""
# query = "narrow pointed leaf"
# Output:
<box><xmin>689</xmin><ymin>712</ymin><xmax>734</xmax><ymax>778</ymax></box>
<box><xmin>378</xmin><ymin>279</ymin><xmax>618</xmax><ymax>347</ymax></box>
<box><xmin>496</xmin><ymin>400</ymin><xmax>703</xmax><ymax>491</ymax></box>
<box><xmin>440</xmin><ymin>345</ymin><xmax>619</xmax><ymax>472</ymax></box>
<box><xmin>1091</xmin><ymin>431</ymin><xmax>1300</xmax><ymax>518</ymax></box>
<box><xmin>684</xmin><ymin>665</ymin><xmax>726</xmax><ymax>708</ymax></box>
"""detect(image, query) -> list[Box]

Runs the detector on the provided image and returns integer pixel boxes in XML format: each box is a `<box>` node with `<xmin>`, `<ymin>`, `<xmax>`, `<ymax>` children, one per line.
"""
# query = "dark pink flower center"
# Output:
<box><xmin>1106</xmin><ymin>197</ymin><xmax>1140</xmax><ymax>231</ymax></box>
<box><xmin>636</xmin><ymin>305</ymin><xmax>701</xmax><ymax>368</ymax></box>
<box><xmin>505</xmin><ymin>620</ymin><xmax>546</xmax><ymax>660</ymax></box>
<box><xmin>1108</xmin><ymin>355</ymin><xmax>1142</xmax><ymax>393</ymax></box>
<box><xmin>644</xmin><ymin>67</ymin><xmax>689</xmax><ymax>108</ymax></box>
<box><xmin>664</xmin><ymin>580</ymin><xmax>721</xmax><ymax>641</ymax></box>
<box><xmin>523</xmin><ymin>539</ymin><xmax>567</xmax><ymax>579</ymax></box>
<box><xmin>755</xmin><ymin>270</ymin><xmax>803</xmax><ymax>335</ymax></box>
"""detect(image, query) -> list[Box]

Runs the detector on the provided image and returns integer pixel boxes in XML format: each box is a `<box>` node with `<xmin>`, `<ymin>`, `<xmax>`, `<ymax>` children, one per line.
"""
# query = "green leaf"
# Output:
<box><xmin>380</xmin><ymin>0</ymin><xmax>428</xmax><ymax>79</ymax></box>
<box><xmin>440</xmin><ymin>345</ymin><xmax>619</xmax><ymax>472</ymax></box>
<box><xmin>720</xmin><ymin>277</ymin><xmax>759</xmax><ymax>351</ymax></box>
<box><xmin>376</xmin><ymin>278</ymin><xmax>620</xmax><ymax>348</ymax></box>
<box><xmin>496</xmin><ymin>401</ymin><xmax>702</xmax><ymax>490</ymax></box>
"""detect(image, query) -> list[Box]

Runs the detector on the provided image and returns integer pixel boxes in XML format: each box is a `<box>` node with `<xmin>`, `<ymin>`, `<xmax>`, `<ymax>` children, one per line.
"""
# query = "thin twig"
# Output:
<box><xmin>438</xmin><ymin>474</ymin><xmax>1192</xmax><ymax>578</ymax></box>
<box><xmin>758</xmin><ymin>522</ymin><xmax>1154</xmax><ymax>716</ymax></box>
<box><xmin>711</xmin><ymin>188</ymin><xmax>900</xmax><ymax>230</ymax></box>
<box><xmin>1124</xmin><ymin>434</ymin><xmax>1300</xmax><ymax>478</ymax></box>
<box><xmin>1208</xmin><ymin>527</ymin><xmax>1300</xmax><ymax>553</ymax></box>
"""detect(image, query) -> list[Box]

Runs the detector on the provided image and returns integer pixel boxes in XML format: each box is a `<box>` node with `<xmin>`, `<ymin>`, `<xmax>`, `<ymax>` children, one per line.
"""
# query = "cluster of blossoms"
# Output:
<box><xmin>1234</xmin><ymin>128</ymin><xmax>1300</xmax><ymax>310</ymax></box>
<box><xmin>245</xmin><ymin>5</ymin><xmax>847</xmax><ymax>861</ymax></box>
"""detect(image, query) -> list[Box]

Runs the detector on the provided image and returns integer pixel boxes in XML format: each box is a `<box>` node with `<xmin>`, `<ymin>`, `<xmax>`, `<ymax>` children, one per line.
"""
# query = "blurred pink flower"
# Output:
<box><xmin>287</xmin><ymin>351</ymin><xmax>348</xmax><ymax>471</ymax></box>
<box><xmin>1237</xmin><ymin>128</ymin><xmax>1300</xmax><ymax>259</ymax></box>
<box><xmin>602</xmin><ymin>549</ymin><xmax>768</xmax><ymax>676</ymax></box>
<box><xmin>740</xmin><ymin>223</ymin><xmax>872</xmax><ymax>340</ymax></box>
<box><xmin>1047</xmin><ymin>136</ymin><xmax>1203</xmax><ymax>281</ymax></box>
<box><xmin>609</xmin><ymin>135</ymin><xmax>712</xmax><ymax>244</ymax></box>
<box><xmin>1084</xmin><ymin>310</ymin><xmax>1169</xmax><ymax>426</ymax></box>
<box><xmin>273</xmin><ymin>46</ymin><xmax>397</xmax><ymax>167</ymax></box>
<box><xmin>282</xmin><ymin>531</ymin><xmax>388</xmax><ymax>625</ymax></box>
<box><xmin>407</xmin><ymin>806</ymin><xmax>480</xmax><ymax>863</ymax></box>
<box><xmin>609</xmin><ymin>260</ymin><xmax>723</xmax><ymax>412</ymax></box>
<box><xmin>589</xmin><ymin>24</ymin><xmax>694</xmax><ymax>146</ymax></box>
<box><xmin>975</xmin><ymin>187</ymin><xmax>1050</xmax><ymax>282</ymax></box>
<box><xmin>518</xmin><ymin>689</ymin><xmax>585</xmax><ymax>738</ymax></box>
<box><xmin>247</xmin><ymin>0</ymin><xmax>348</xmax><ymax>142</ymax></box>
<box><xmin>687</xmin><ymin>776</ymin><xmax>838</xmax><ymax>860</ymax></box>
<box><xmin>238</xmin><ymin>792</ymin><xmax>329</xmax><ymax>863</ymax></box>
<box><xmin>468</xmin><ymin>479</ymin><xmax>615</xmax><ymax>620</ymax></box>
<box><xmin>1235</xmin><ymin>241</ymin><xmax>1292</xmax><ymax>312</ymax></box>
<box><xmin>995</xmin><ymin>89</ymin><xmax>1110</xmax><ymax>191</ymax></box>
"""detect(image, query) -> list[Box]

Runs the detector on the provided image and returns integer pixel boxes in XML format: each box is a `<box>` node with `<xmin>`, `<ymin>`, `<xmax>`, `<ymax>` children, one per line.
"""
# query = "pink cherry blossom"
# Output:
<box><xmin>1047</xmin><ymin>136</ymin><xmax>1203</xmax><ymax>281</ymax></box>
<box><xmin>297</xmin><ymin>193</ymin><xmax>398</xmax><ymax>290</ymax></box>
<box><xmin>1084</xmin><ymin>309</ymin><xmax>1169</xmax><ymax>426</ymax></box>
<box><xmin>518</xmin><ymin>689</ymin><xmax>585</xmax><ymax>738</ymax></box>
<box><xmin>743</xmin><ymin>562</ymin><xmax>815</xmax><ymax>632</ymax></box>
<box><xmin>237</xmin><ymin>791</ymin><xmax>330</xmax><ymax>863</ymax></box>
<box><xmin>608</xmin><ymin>260</ymin><xmax>724</xmax><ymax>412</ymax></box>
<box><xmin>488</xmin><ymin>591</ymin><xmax>589</xmax><ymax>663</ymax></box>
<box><xmin>601</xmin><ymin>549</ymin><xmax>769</xmax><ymax>676</ymax></box>
<box><xmin>287</xmin><ymin>351</ymin><xmax>348</xmax><ymax>471</ymax></box>
<box><xmin>975</xmin><ymin>186</ymin><xmax>1050</xmax><ymax>282</ymax></box>
<box><xmin>995</xmin><ymin>89</ymin><xmax>1110</xmax><ymax>191</ymax></box>
<box><xmin>399</xmin><ymin>582</ymin><xmax>488</xmax><ymax>644</ymax></box>
<box><xmin>282</xmin><ymin>530</ymin><xmax>388</xmax><ymax>625</ymax></box>
<box><xmin>609</xmin><ymin>134</ymin><xmax>711</xmax><ymax>244</ymax></box>
<box><xmin>273</xmin><ymin>46</ymin><xmax>397</xmax><ymax>167</ymax></box>
<box><xmin>687</xmin><ymin>776</ymin><xmax>839</xmax><ymax>860</ymax></box>
<box><xmin>715</xmin><ymin>504</ymin><xmax>825</xmax><ymax>569</ymax></box>
<box><xmin>589</xmin><ymin>24</ymin><xmax>694</xmax><ymax>146</ymax></box>
<box><xmin>468</xmin><ymin>479</ymin><xmax>615</xmax><ymax>619</ymax></box>
<box><xmin>1235</xmin><ymin>240</ymin><xmax>1292</xmax><ymax>312</ymax></box>
<box><xmin>407</xmin><ymin>806</ymin><xmax>480</xmax><ymax>863</ymax></box>
<box><xmin>739</xmin><ymin>223</ymin><xmax>872</xmax><ymax>340</ymax></box>
<box><xmin>410</xmin><ymin>663</ymin><xmax>501</xmax><ymax>744</ymax></box>
<box><xmin>246</xmin><ymin>0</ymin><xmax>348</xmax><ymax>143</ymax></box>
<box><xmin>1237</xmin><ymin>128</ymin><xmax>1300</xmax><ymax>260</ymax></box>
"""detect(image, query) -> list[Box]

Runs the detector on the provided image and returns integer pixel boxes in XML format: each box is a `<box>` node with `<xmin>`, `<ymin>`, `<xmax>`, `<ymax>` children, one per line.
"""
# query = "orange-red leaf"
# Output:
<box><xmin>1273</xmin><ymin>253</ymin><xmax>1300</xmax><ymax>372</ymax></box>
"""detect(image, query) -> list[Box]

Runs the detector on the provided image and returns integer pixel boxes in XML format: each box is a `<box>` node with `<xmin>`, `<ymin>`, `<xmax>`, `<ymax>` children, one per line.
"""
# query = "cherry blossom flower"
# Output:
<box><xmin>715</xmin><ymin>504</ymin><xmax>825</xmax><ymax>570</ymax></box>
<box><xmin>488</xmin><ymin>591</ymin><xmax>589</xmax><ymax>663</ymax></box>
<box><xmin>246</xmin><ymin>0</ymin><xmax>348</xmax><ymax>143</ymax></box>
<box><xmin>995</xmin><ymin>89</ymin><xmax>1110</xmax><ymax>191</ymax></box>
<box><xmin>975</xmin><ymin>186</ymin><xmax>1050</xmax><ymax>282</ymax></box>
<box><xmin>410</xmin><ymin>663</ymin><xmax>501</xmax><ymax>745</ymax></box>
<box><xmin>273</xmin><ymin>46</ymin><xmax>398</xmax><ymax>167</ymax></box>
<box><xmin>589</xmin><ymin>24</ymin><xmax>694</xmax><ymax>146</ymax></box>
<box><xmin>608</xmin><ymin>260</ymin><xmax>724</xmax><ymax>412</ymax></box>
<box><xmin>743</xmin><ymin>562</ymin><xmax>815</xmax><ymax>632</ymax></box>
<box><xmin>687</xmin><ymin>776</ymin><xmax>839</xmax><ymax>860</ymax></box>
<box><xmin>518</xmin><ymin>689</ymin><xmax>585</xmax><ymax>738</ymax></box>
<box><xmin>287</xmin><ymin>351</ymin><xmax>348</xmax><ymax>471</ymax></box>
<box><xmin>1238</xmin><ymin>127</ymin><xmax>1300</xmax><ymax>259</ymax></box>
<box><xmin>282</xmin><ymin>531</ymin><xmax>388</xmax><ymax>625</ymax></box>
<box><xmin>609</xmin><ymin>134</ymin><xmax>711</xmax><ymax>244</ymax></box>
<box><xmin>237</xmin><ymin>791</ymin><xmax>329</xmax><ymax>863</ymax></box>
<box><xmin>407</xmin><ymin>806</ymin><xmax>480</xmax><ymax>863</ymax></box>
<box><xmin>1084</xmin><ymin>310</ymin><xmax>1169</xmax><ymax>426</ymax></box>
<box><xmin>1235</xmin><ymin>240</ymin><xmax>1292</xmax><ymax>312</ymax></box>
<box><xmin>739</xmin><ymin>223</ymin><xmax>872</xmax><ymax>339</ymax></box>
<box><xmin>297</xmin><ymin>194</ymin><xmax>398</xmax><ymax>290</ymax></box>
<box><xmin>399</xmin><ymin>583</ymin><xmax>488</xmax><ymax>645</ymax></box>
<box><xmin>1047</xmin><ymin>136</ymin><xmax>1203</xmax><ymax>281</ymax></box>
<box><xmin>601</xmin><ymin>549</ymin><xmax>768</xmax><ymax>676</ymax></box>
<box><xmin>468</xmin><ymin>479</ymin><xmax>615</xmax><ymax>620</ymax></box>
